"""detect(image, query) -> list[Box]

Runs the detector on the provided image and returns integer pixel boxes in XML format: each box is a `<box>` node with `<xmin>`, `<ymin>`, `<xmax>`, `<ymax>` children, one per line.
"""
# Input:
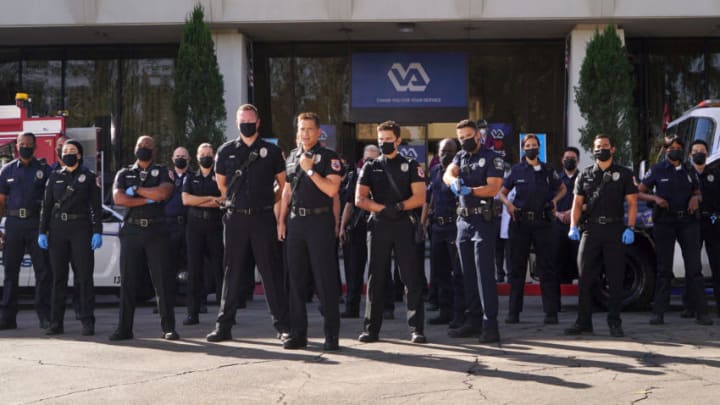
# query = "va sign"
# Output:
<box><xmin>352</xmin><ymin>52</ymin><xmax>467</xmax><ymax>108</ymax></box>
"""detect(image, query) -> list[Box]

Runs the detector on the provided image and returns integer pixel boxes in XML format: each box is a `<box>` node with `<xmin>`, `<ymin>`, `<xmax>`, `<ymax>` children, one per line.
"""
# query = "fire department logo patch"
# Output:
<box><xmin>708</xmin><ymin>174</ymin><xmax>715</xmax><ymax>182</ymax></box>
<box><xmin>417</xmin><ymin>166</ymin><xmax>425</xmax><ymax>178</ymax></box>
<box><xmin>151</xmin><ymin>169</ymin><xmax>159</xmax><ymax>177</ymax></box>
<box><xmin>612</xmin><ymin>172</ymin><xmax>621</xmax><ymax>182</ymax></box>
<box><xmin>260</xmin><ymin>147</ymin><xmax>268</xmax><ymax>158</ymax></box>
<box><xmin>331</xmin><ymin>159</ymin><xmax>341</xmax><ymax>172</ymax></box>
<box><xmin>78</xmin><ymin>174</ymin><xmax>86</xmax><ymax>183</ymax></box>
<box><xmin>478</xmin><ymin>158</ymin><xmax>486</xmax><ymax>168</ymax></box>
<box><xmin>401</xmin><ymin>163</ymin><xmax>409</xmax><ymax>172</ymax></box>
<box><xmin>36</xmin><ymin>170</ymin><xmax>44</xmax><ymax>180</ymax></box>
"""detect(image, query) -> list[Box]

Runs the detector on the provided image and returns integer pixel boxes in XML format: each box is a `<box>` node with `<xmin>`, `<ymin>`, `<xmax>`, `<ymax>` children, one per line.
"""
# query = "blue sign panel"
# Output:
<box><xmin>352</xmin><ymin>52</ymin><xmax>467</xmax><ymax>108</ymax></box>
<box><xmin>483</xmin><ymin>123</ymin><xmax>512</xmax><ymax>157</ymax></box>
<box><xmin>398</xmin><ymin>144</ymin><xmax>426</xmax><ymax>164</ymax></box>
<box><xmin>518</xmin><ymin>133</ymin><xmax>548</xmax><ymax>163</ymax></box>
<box><xmin>319</xmin><ymin>125</ymin><xmax>337</xmax><ymax>150</ymax></box>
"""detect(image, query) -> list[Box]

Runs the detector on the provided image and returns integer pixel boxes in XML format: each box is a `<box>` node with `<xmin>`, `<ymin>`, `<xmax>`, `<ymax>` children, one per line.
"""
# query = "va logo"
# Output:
<box><xmin>398</xmin><ymin>147</ymin><xmax>419</xmax><ymax>159</ymax></box>
<box><xmin>490</xmin><ymin>128</ymin><xmax>505</xmax><ymax>140</ymax></box>
<box><xmin>319</xmin><ymin>129</ymin><xmax>328</xmax><ymax>141</ymax></box>
<box><xmin>387</xmin><ymin>63</ymin><xmax>430</xmax><ymax>92</ymax></box>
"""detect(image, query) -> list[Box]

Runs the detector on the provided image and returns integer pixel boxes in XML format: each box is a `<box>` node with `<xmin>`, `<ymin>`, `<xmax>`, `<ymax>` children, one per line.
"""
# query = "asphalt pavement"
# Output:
<box><xmin>1</xmin><ymin>295</ymin><xmax>719</xmax><ymax>404</ymax></box>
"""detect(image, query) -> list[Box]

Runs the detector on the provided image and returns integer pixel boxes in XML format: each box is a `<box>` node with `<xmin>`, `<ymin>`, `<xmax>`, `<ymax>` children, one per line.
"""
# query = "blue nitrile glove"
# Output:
<box><xmin>459</xmin><ymin>186</ymin><xmax>472</xmax><ymax>196</ymax></box>
<box><xmin>450</xmin><ymin>179</ymin><xmax>463</xmax><ymax>196</ymax></box>
<box><xmin>568</xmin><ymin>226</ymin><xmax>580</xmax><ymax>241</ymax></box>
<box><xmin>91</xmin><ymin>233</ymin><xmax>103</xmax><ymax>250</ymax></box>
<box><xmin>146</xmin><ymin>199</ymin><xmax>156</xmax><ymax>204</ymax></box>
<box><xmin>125</xmin><ymin>186</ymin><xmax>135</xmax><ymax>196</ymax></box>
<box><xmin>621</xmin><ymin>228</ymin><xmax>635</xmax><ymax>245</ymax></box>
<box><xmin>37</xmin><ymin>234</ymin><xmax>49</xmax><ymax>250</ymax></box>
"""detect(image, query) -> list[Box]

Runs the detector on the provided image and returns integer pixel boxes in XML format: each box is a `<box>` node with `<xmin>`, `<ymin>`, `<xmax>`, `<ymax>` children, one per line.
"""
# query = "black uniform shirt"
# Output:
<box><xmin>182</xmin><ymin>169</ymin><xmax>221</xmax><ymax>214</ymax></box>
<box><xmin>286</xmin><ymin>143</ymin><xmax>344</xmax><ymax>209</ymax></box>
<box><xmin>641</xmin><ymin>160</ymin><xmax>698</xmax><ymax>212</ymax></box>
<box><xmin>113</xmin><ymin>162</ymin><xmax>171</xmax><ymax>219</ymax></box>
<box><xmin>0</xmin><ymin>158</ymin><xmax>51</xmax><ymax>211</ymax></box>
<box><xmin>215</xmin><ymin>138</ymin><xmax>284</xmax><ymax>209</ymax></box>
<box><xmin>574</xmin><ymin>163</ymin><xmax>637</xmax><ymax>220</ymax></box>
<box><xmin>696</xmin><ymin>167</ymin><xmax>720</xmax><ymax>214</ymax></box>
<box><xmin>40</xmin><ymin>166</ymin><xmax>102</xmax><ymax>234</ymax></box>
<box><xmin>452</xmin><ymin>147</ymin><xmax>504</xmax><ymax>208</ymax></box>
<box><xmin>428</xmin><ymin>164</ymin><xmax>457</xmax><ymax>218</ymax></box>
<box><xmin>556</xmin><ymin>170</ymin><xmax>578</xmax><ymax>212</ymax></box>
<box><xmin>358</xmin><ymin>154</ymin><xmax>424</xmax><ymax>206</ymax></box>
<box><xmin>164</xmin><ymin>171</ymin><xmax>188</xmax><ymax>218</ymax></box>
<box><xmin>503</xmin><ymin>160</ymin><xmax>561</xmax><ymax>212</ymax></box>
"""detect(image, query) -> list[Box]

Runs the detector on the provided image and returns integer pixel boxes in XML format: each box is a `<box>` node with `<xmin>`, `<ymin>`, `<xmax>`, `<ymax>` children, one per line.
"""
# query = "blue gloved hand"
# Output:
<box><xmin>146</xmin><ymin>199</ymin><xmax>156</xmax><ymax>204</ymax></box>
<box><xmin>37</xmin><ymin>234</ymin><xmax>49</xmax><ymax>250</ymax></box>
<box><xmin>621</xmin><ymin>228</ymin><xmax>635</xmax><ymax>245</ymax></box>
<box><xmin>459</xmin><ymin>186</ymin><xmax>472</xmax><ymax>196</ymax></box>
<box><xmin>568</xmin><ymin>226</ymin><xmax>580</xmax><ymax>241</ymax></box>
<box><xmin>450</xmin><ymin>179</ymin><xmax>464</xmax><ymax>196</ymax></box>
<box><xmin>125</xmin><ymin>186</ymin><xmax>135</xmax><ymax>196</ymax></box>
<box><xmin>91</xmin><ymin>233</ymin><xmax>103</xmax><ymax>250</ymax></box>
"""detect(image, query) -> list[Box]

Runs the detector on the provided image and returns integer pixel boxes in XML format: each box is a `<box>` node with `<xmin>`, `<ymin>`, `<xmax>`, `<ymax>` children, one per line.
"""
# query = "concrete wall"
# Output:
<box><xmin>212</xmin><ymin>30</ymin><xmax>247</xmax><ymax>141</ymax></box>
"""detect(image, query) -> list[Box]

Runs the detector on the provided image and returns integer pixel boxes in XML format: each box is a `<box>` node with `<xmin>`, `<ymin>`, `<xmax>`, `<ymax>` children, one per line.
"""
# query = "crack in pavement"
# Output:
<box><xmin>630</xmin><ymin>386</ymin><xmax>658</xmax><ymax>404</ymax></box>
<box><xmin>463</xmin><ymin>356</ymin><xmax>488</xmax><ymax>400</ymax></box>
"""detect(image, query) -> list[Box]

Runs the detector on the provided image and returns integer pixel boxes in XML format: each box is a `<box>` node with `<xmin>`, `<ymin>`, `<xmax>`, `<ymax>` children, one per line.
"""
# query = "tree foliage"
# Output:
<box><xmin>575</xmin><ymin>25</ymin><xmax>638</xmax><ymax>165</ymax></box>
<box><xmin>173</xmin><ymin>3</ymin><xmax>226</xmax><ymax>159</ymax></box>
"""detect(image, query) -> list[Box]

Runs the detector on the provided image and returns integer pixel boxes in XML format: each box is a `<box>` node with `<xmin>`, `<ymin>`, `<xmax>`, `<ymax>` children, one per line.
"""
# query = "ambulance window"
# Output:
<box><xmin>691</xmin><ymin>117</ymin><xmax>715</xmax><ymax>150</ymax></box>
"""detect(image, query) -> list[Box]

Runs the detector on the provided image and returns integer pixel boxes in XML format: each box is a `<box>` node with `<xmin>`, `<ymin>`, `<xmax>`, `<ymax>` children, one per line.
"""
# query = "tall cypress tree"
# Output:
<box><xmin>575</xmin><ymin>24</ymin><xmax>638</xmax><ymax>165</ymax></box>
<box><xmin>173</xmin><ymin>3</ymin><xmax>226</xmax><ymax>158</ymax></box>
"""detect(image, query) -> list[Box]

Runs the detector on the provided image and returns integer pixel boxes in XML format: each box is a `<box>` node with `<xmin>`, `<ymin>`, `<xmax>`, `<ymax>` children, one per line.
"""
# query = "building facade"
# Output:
<box><xmin>1</xmin><ymin>0</ymin><xmax>719</xmax><ymax>167</ymax></box>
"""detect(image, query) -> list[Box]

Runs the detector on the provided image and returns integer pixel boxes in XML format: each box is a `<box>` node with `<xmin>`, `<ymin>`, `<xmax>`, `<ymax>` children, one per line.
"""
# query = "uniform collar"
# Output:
<box><xmin>131</xmin><ymin>162</ymin><xmax>154</xmax><ymax>171</ymax></box>
<box><xmin>15</xmin><ymin>157</ymin><xmax>39</xmax><ymax>168</ymax></box>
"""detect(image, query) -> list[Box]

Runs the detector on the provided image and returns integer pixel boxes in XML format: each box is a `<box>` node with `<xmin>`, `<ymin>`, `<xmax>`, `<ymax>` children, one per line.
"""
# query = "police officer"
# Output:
<box><xmin>110</xmin><ymin>135</ymin><xmax>178</xmax><ymax>341</ymax></box>
<box><xmin>165</xmin><ymin>147</ymin><xmax>190</xmax><ymax>296</ymax></box>
<box><xmin>0</xmin><ymin>132</ymin><xmax>52</xmax><ymax>330</ymax></box>
<box><xmin>443</xmin><ymin>119</ymin><xmax>504</xmax><ymax>343</ymax></box>
<box><xmin>422</xmin><ymin>138</ymin><xmax>463</xmax><ymax>326</ymax></box>
<box><xmin>565</xmin><ymin>134</ymin><xmax>637</xmax><ymax>337</ymax></box>
<box><xmin>338</xmin><ymin>145</ymin><xmax>380</xmax><ymax>318</ymax></box>
<box><xmin>356</xmin><ymin>120</ymin><xmax>427</xmax><ymax>344</ymax></box>
<box><xmin>181</xmin><ymin>143</ymin><xmax>223</xmax><ymax>325</ymax></box>
<box><xmin>554</xmin><ymin>147</ymin><xmax>581</xmax><ymax>285</ymax></box>
<box><xmin>498</xmin><ymin>134</ymin><xmax>566</xmax><ymax>325</ymax></box>
<box><xmin>38</xmin><ymin>140</ymin><xmax>102</xmax><ymax>335</ymax></box>
<box><xmin>686</xmin><ymin>140</ymin><xmax>720</xmax><ymax>316</ymax></box>
<box><xmin>278</xmin><ymin>112</ymin><xmax>344</xmax><ymax>350</ymax></box>
<box><xmin>638</xmin><ymin>136</ymin><xmax>713</xmax><ymax>326</ymax></box>
<box><xmin>206</xmin><ymin>104</ymin><xmax>290</xmax><ymax>342</ymax></box>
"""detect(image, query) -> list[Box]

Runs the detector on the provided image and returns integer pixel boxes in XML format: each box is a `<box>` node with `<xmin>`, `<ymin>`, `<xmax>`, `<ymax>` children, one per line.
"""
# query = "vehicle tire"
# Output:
<box><xmin>593</xmin><ymin>240</ymin><xmax>656</xmax><ymax>310</ymax></box>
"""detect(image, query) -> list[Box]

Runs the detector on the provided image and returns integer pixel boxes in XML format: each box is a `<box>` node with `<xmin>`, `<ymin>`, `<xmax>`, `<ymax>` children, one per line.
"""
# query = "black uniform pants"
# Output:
<box><xmin>364</xmin><ymin>216</ymin><xmax>425</xmax><ymax>335</ymax></box>
<box><xmin>217</xmin><ymin>211</ymin><xmax>289</xmax><ymax>333</ymax></box>
<box><xmin>507</xmin><ymin>220</ymin><xmax>558</xmax><ymax>316</ymax></box>
<box><xmin>286</xmin><ymin>212</ymin><xmax>341</xmax><ymax>338</ymax></box>
<box><xmin>456</xmin><ymin>216</ymin><xmax>496</xmax><ymax>331</ymax></box>
<box><xmin>576</xmin><ymin>223</ymin><xmax>624</xmax><ymax>326</ymax></box>
<box><xmin>343</xmin><ymin>222</ymin><xmax>367</xmax><ymax>313</ymax></box>
<box><xmin>118</xmin><ymin>222</ymin><xmax>175</xmax><ymax>333</ymax></box>
<box><xmin>48</xmin><ymin>220</ymin><xmax>94</xmax><ymax>327</ymax></box>
<box><xmin>430</xmin><ymin>223</ymin><xmax>462</xmax><ymax>316</ymax></box>
<box><xmin>553</xmin><ymin>220</ymin><xmax>579</xmax><ymax>283</ymax></box>
<box><xmin>185</xmin><ymin>216</ymin><xmax>223</xmax><ymax>317</ymax></box>
<box><xmin>700</xmin><ymin>219</ymin><xmax>720</xmax><ymax>311</ymax></box>
<box><xmin>1</xmin><ymin>218</ymin><xmax>51</xmax><ymax>323</ymax></box>
<box><xmin>653</xmin><ymin>220</ymin><xmax>707</xmax><ymax>316</ymax></box>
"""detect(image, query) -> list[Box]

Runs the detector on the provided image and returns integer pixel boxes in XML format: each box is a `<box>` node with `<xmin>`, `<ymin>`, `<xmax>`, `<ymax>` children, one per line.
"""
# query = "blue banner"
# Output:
<box><xmin>397</xmin><ymin>144</ymin><xmax>426</xmax><ymax>164</ymax></box>
<box><xmin>352</xmin><ymin>52</ymin><xmax>467</xmax><ymax>108</ymax></box>
<box><xmin>319</xmin><ymin>125</ymin><xmax>337</xmax><ymax>150</ymax></box>
<box><xmin>483</xmin><ymin>123</ymin><xmax>512</xmax><ymax>157</ymax></box>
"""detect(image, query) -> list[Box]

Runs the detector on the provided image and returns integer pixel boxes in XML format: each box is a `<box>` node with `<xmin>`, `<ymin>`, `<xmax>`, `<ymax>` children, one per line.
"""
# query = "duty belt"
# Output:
<box><xmin>433</xmin><ymin>216</ymin><xmax>456</xmax><ymax>225</ymax></box>
<box><xmin>189</xmin><ymin>208</ymin><xmax>222</xmax><ymax>221</ymax></box>
<box><xmin>53</xmin><ymin>212</ymin><xmax>88</xmax><ymax>221</ymax></box>
<box><xmin>456</xmin><ymin>206</ymin><xmax>489</xmax><ymax>217</ymax></box>
<box><xmin>6</xmin><ymin>208</ymin><xmax>40</xmax><ymax>218</ymax></box>
<box><xmin>166</xmin><ymin>215</ymin><xmax>185</xmax><ymax>225</ymax></box>
<box><xmin>586</xmin><ymin>216</ymin><xmax>621</xmax><ymax>225</ymax></box>
<box><xmin>666</xmin><ymin>210</ymin><xmax>690</xmax><ymax>219</ymax></box>
<box><xmin>126</xmin><ymin>217</ymin><xmax>164</xmax><ymax>227</ymax></box>
<box><xmin>291</xmin><ymin>206</ymin><xmax>330</xmax><ymax>217</ymax></box>
<box><xmin>226</xmin><ymin>205</ymin><xmax>273</xmax><ymax>216</ymax></box>
<box><xmin>515</xmin><ymin>209</ymin><xmax>550</xmax><ymax>222</ymax></box>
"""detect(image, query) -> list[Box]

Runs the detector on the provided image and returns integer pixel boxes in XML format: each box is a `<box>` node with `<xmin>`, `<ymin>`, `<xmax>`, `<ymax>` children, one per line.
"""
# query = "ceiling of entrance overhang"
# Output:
<box><xmin>0</xmin><ymin>19</ymin><xmax>718</xmax><ymax>45</ymax></box>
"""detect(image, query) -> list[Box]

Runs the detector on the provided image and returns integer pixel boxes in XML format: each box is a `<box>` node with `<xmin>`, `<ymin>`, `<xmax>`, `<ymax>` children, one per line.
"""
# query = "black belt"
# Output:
<box><xmin>189</xmin><ymin>209</ymin><xmax>222</xmax><ymax>221</ymax></box>
<box><xmin>586</xmin><ymin>216</ymin><xmax>622</xmax><ymax>225</ymax></box>
<box><xmin>516</xmin><ymin>209</ymin><xmax>550</xmax><ymax>222</ymax></box>
<box><xmin>456</xmin><ymin>206</ymin><xmax>490</xmax><ymax>217</ymax></box>
<box><xmin>166</xmin><ymin>215</ymin><xmax>186</xmax><ymax>225</ymax></box>
<box><xmin>667</xmin><ymin>210</ymin><xmax>690</xmax><ymax>219</ymax></box>
<box><xmin>433</xmin><ymin>216</ymin><xmax>456</xmax><ymax>225</ymax></box>
<box><xmin>6</xmin><ymin>208</ymin><xmax>40</xmax><ymax>218</ymax></box>
<box><xmin>53</xmin><ymin>212</ymin><xmax>88</xmax><ymax>221</ymax></box>
<box><xmin>291</xmin><ymin>206</ymin><xmax>330</xmax><ymax>217</ymax></box>
<box><xmin>126</xmin><ymin>217</ymin><xmax>164</xmax><ymax>227</ymax></box>
<box><xmin>227</xmin><ymin>205</ymin><xmax>273</xmax><ymax>216</ymax></box>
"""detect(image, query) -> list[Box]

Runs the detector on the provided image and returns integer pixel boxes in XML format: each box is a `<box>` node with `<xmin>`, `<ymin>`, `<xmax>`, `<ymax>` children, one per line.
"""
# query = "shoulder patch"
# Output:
<box><xmin>493</xmin><ymin>157</ymin><xmax>504</xmax><ymax>171</ymax></box>
<box><xmin>417</xmin><ymin>166</ymin><xmax>425</xmax><ymax>178</ymax></box>
<box><xmin>331</xmin><ymin>159</ymin><xmax>341</xmax><ymax>172</ymax></box>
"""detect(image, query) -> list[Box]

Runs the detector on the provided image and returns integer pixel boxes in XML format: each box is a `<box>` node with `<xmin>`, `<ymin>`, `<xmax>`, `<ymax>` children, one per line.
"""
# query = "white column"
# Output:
<box><xmin>566</xmin><ymin>24</ymin><xmax>625</xmax><ymax>165</ymax></box>
<box><xmin>212</xmin><ymin>29</ymin><xmax>247</xmax><ymax>141</ymax></box>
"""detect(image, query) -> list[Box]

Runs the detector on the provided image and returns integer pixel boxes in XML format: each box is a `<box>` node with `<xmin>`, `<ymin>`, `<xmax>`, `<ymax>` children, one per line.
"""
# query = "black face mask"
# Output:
<box><xmin>380</xmin><ymin>141</ymin><xmax>396</xmax><ymax>155</ymax></box>
<box><xmin>239</xmin><ymin>122</ymin><xmax>257</xmax><ymax>137</ymax></box>
<box><xmin>593</xmin><ymin>148</ymin><xmax>612</xmax><ymax>162</ymax></box>
<box><xmin>440</xmin><ymin>153</ymin><xmax>455</xmax><ymax>168</ymax></box>
<box><xmin>461</xmin><ymin>138</ymin><xmax>477</xmax><ymax>153</ymax></box>
<box><xmin>61</xmin><ymin>154</ymin><xmax>78</xmax><ymax>167</ymax></box>
<box><xmin>691</xmin><ymin>152</ymin><xmax>707</xmax><ymax>165</ymax></box>
<box><xmin>173</xmin><ymin>158</ymin><xmax>188</xmax><ymax>169</ymax></box>
<box><xmin>562</xmin><ymin>158</ymin><xmax>577</xmax><ymax>171</ymax></box>
<box><xmin>19</xmin><ymin>146</ymin><xmax>34</xmax><ymax>159</ymax></box>
<box><xmin>524</xmin><ymin>148</ymin><xmax>539</xmax><ymax>160</ymax></box>
<box><xmin>199</xmin><ymin>156</ymin><xmax>214</xmax><ymax>169</ymax></box>
<box><xmin>667</xmin><ymin>149</ymin><xmax>684</xmax><ymax>162</ymax></box>
<box><xmin>135</xmin><ymin>147</ymin><xmax>153</xmax><ymax>162</ymax></box>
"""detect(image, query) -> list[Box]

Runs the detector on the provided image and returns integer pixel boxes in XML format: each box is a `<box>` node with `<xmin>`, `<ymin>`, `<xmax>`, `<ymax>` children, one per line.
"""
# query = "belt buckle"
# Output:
<box><xmin>178</xmin><ymin>216</ymin><xmax>185</xmax><ymax>225</ymax></box>
<box><xmin>676</xmin><ymin>211</ymin><xmax>685</xmax><ymax>219</ymax></box>
<box><xmin>139</xmin><ymin>219</ymin><xmax>149</xmax><ymax>227</ymax></box>
<box><xmin>437</xmin><ymin>217</ymin><xmax>445</xmax><ymax>225</ymax></box>
<box><xmin>18</xmin><ymin>208</ymin><xmax>27</xmax><ymax>218</ymax></box>
<box><xmin>458</xmin><ymin>207</ymin><xmax>468</xmax><ymax>217</ymax></box>
<box><xmin>60</xmin><ymin>213</ymin><xmax>68</xmax><ymax>221</ymax></box>
<box><xmin>526</xmin><ymin>212</ymin><xmax>535</xmax><ymax>221</ymax></box>
<box><xmin>298</xmin><ymin>207</ymin><xmax>307</xmax><ymax>216</ymax></box>
<box><xmin>597</xmin><ymin>216</ymin><xmax>608</xmax><ymax>224</ymax></box>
